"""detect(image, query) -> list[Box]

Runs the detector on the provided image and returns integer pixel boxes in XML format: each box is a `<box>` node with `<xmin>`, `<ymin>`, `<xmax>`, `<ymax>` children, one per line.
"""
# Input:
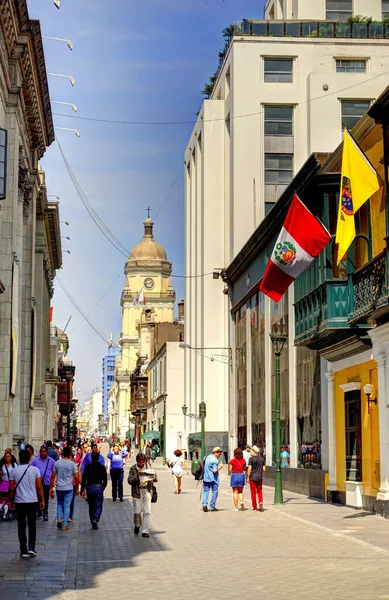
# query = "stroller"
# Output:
<box><xmin>0</xmin><ymin>478</ymin><xmax>14</xmax><ymax>521</ymax></box>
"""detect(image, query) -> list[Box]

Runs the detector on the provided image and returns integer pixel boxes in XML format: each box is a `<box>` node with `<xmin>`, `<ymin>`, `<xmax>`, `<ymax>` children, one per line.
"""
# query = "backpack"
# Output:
<box><xmin>194</xmin><ymin>459</ymin><xmax>205</xmax><ymax>481</ymax></box>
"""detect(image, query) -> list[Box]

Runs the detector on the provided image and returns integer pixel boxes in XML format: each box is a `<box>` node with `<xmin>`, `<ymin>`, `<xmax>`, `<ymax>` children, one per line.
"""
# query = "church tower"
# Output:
<box><xmin>116</xmin><ymin>213</ymin><xmax>175</xmax><ymax>433</ymax></box>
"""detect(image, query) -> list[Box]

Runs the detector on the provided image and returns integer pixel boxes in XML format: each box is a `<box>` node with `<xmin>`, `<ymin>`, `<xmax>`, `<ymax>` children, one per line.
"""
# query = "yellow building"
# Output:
<box><xmin>113</xmin><ymin>216</ymin><xmax>175</xmax><ymax>438</ymax></box>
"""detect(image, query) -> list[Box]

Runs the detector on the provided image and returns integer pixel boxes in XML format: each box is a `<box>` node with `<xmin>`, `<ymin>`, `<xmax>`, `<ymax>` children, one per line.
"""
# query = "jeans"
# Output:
<box><xmin>133</xmin><ymin>489</ymin><xmax>151</xmax><ymax>534</ymax></box>
<box><xmin>110</xmin><ymin>469</ymin><xmax>124</xmax><ymax>500</ymax></box>
<box><xmin>87</xmin><ymin>485</ymin><xmax>104</xmax><ymax>523</ymax></box>
<box><xmin>69</xmin><ymin>485</ymin><xmax>77</xmax><ymax>519</ymax></box>
<box><xmin>56</xmin><ymin>489</ymin><xmax>73</xmax><ymax>526</ymax></box>
<box><xmin>202</xmin><ymin>481</ymin><xmax>219</xmax><ymax>509</ymax></box>
<box><xmin>15</xmin><ymin>502</ymin><xmax>38</xmax><ymax>552</ymax></box>
<box><xmin>249</xmin><ymin>481</ymin><xmax>263</xmax><ymax>509</ymax></box>
<box><xmin>37</xmin><ymin>484</ymin><xmax>50</xmax><ymax>517</ymax></box>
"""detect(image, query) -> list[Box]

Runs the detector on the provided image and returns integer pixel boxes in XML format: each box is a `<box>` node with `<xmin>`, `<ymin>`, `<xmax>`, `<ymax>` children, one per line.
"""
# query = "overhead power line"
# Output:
<box><xmin>52</xmin><ymin>66</ymin><xmax>389</xmax><ymax>127</ymax></box>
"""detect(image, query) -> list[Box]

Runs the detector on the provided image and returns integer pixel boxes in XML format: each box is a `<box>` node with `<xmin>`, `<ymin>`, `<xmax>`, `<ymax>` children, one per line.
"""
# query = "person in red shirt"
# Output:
<box><xmin>228</xmin><ymin>448</ymin><xmax>247</xmax><ymax>511</ymax></box>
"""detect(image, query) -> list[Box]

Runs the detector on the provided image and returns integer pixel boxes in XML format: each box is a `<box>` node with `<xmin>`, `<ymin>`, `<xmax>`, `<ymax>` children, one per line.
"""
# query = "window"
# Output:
<box><xmin>264</xmin><ymin>58</ymin><xmax>293</xmax><ymax>83</ymax></box>
<box><xmin>265</xmin><ymin>154</ymin><xmax>293</xmax><ymax>184</ymax></box>
<box><xmin>383</xmin><ymin>0</ymin><xmax>389</xmax><ymax>19</ymax></box>
<box><xmin>264</xmin><ymin>106</ymin><xmax>293</xmax><ymax>135</ymax></box>
<box><xmin>336</xmin><ymin>59</ymin><xmax>366</xmax><ymax>73</ymax></box>
<box><xmin>341</xmin><ymin>100</ymin><xmax>371</xmax><ymax>129</ymax></box>
<box><xmin>326</xmin><ymin>0</ymin><xmax>352</xmax><ymax>21</ymax></box>
<box><xmin>344</xmin><ymin>391</ymin><xmax>362</xmax><ymax>482</ymax></box>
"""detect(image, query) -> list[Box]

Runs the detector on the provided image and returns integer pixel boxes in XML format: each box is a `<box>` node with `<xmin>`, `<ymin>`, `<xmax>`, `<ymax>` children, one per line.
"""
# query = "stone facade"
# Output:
<box><xmin>0</xmin><ymin>0</ymin><xmax>55</xmax><ymax>452</ymax></box>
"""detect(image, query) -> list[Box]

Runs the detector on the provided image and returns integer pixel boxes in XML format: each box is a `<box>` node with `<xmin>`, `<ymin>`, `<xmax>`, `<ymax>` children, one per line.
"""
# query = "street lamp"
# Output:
<box><xmin>182</xmin><ymin>401</ymin><xmax>206</xmax><ymax>460</ymax></box>
<box><xmin>48</xmin><ymin>73</ymin><xmax>76</xmax><ymax>86</ymax></box>
<box><xmin>179</xmin><ymin>342</ymin><xmax>232</xmax><ymax>368</ymax></box>
<box><xmin>55</xmin><ymin>127</ymin><xmax>80</xmax><ymax>137</ymax></box>
<box><xmin>270</xmin><ymin>322</ymin><xmax>288</xmax><ymax>505</ymax></box>
<box><xmin>52</xmin><ymin>101</ymin><xmax>77</xmax><ymax>112</ymax></box>
<box><xmin>43</xmin><ymin>36</ymin><xmax>74</xmax><ymax>51</ymax></box>
<box><xmin>54</xmin><ymin>0</ymin><xmax>61</xmax><ymax>8</ymax></box>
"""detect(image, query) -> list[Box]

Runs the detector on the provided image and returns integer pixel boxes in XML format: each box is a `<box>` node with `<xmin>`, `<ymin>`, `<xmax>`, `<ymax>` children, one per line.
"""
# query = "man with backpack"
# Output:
<box><xmin>202</xmin><ymin>447</ymin><xmax>224</xmax><ymax>512</ymax></box>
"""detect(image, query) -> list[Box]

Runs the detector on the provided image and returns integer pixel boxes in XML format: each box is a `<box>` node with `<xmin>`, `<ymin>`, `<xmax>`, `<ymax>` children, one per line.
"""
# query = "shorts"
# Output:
<box><xmin>230</xmin><ymin>473</ymin><xmax>245</xmax><ymax>489</ymax></box>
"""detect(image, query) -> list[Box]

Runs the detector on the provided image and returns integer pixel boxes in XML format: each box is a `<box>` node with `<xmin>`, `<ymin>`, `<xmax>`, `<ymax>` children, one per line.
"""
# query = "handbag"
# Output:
<box><xmin>151</xmin><ymin>485</ymin><xmax>158</xmax><ymax>504</ymax></box>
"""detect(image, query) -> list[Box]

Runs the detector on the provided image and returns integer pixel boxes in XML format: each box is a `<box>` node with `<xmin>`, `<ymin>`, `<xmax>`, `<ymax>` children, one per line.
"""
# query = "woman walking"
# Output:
<box><xmin>229</xmin><ymin>448</ymin><xmax>246</xmax><ymax>511</ymax></box>
<box><xmin>107</xmin><ymin>443</ymin><xmax>128</xmax><ymax>501</ymax></box>
<box><xmin>0</xmin><ymin>450</ymin><xmax>15</xmax><ymax>519</ymax></box>
<box><xmin>170</xmin><ymin>450</ymin><xmax>189</xmax><ymax>494</ymax></box>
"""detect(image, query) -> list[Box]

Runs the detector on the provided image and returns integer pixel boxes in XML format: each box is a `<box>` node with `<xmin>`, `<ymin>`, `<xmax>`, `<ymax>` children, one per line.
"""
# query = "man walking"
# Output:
<box><xmin>46</xmin><ymin>440</ymin><xmax>58</xmax><ymax>462</ymax></box>
<box><xmin>50</xmin><ymin>446</ymin><xmax>79</xmax><ymax>530</ymax></box>
<box><xmin>9</xmin><ymin>449</ymin><xmax>44</xmax><ymax>558</ymax></box>
<box><xmin>202</xmin><ymin>447</ymin><xmax>223</xmax><ymax>512</ymax></box>
<box><xmin>127</xmin><ymin>452</ymin><xmax>157</xmax><ymax>538</ymax></box>
<box><xmin>81</xmin><ymin>451</ymin><xmax>107</xmax><ymax>530</ymax></box>
<box><xmin>247</xmin><ymin>445</ymin><xmax>266</xmax><ymax>511</ymax></box>
<box><xmin>81</xmin><ymin>442</ymin><xmax>105</xmax><ymax>473</ymax></box>
<box><xmin>31</xmin><ymin>445</ymin><xmax>55</xmax><ymax>521</ymax></box>
<box><xmin>107</xmin><ymin>443</ymin><xmax>128</xmax><ymax>502</ymax></box>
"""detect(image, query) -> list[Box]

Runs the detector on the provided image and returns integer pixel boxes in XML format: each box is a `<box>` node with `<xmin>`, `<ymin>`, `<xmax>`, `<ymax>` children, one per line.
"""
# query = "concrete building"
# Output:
<box><xmin>147</xmin><ymin>342</ymin><xmax>185</xmax><ymax>460</ymax></box>
<box><xmin>102</xmin><ymin>338</ymin><xmax>120</xmax><ymax>419</ymax></box>
<box><xmin>84</xmin><ymin>389</ymin><xmax>103</xmax><ymax>436</ymax></box>
<box><xmin>184</xmin><ymin>0</ymin><xmax>389</xmax><ymax>457</ymax></box>
<box><xmin>0</xmin><ymin>1</ymin><xmax>55</xmax><ymax>452</ymax></box>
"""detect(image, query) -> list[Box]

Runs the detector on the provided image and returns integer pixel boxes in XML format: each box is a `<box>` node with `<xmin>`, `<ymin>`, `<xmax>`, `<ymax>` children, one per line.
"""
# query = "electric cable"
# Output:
<box><xmin>51</xmin><ymin>64</ymin><xmax>389</xmax><ymax>127</ymax></box>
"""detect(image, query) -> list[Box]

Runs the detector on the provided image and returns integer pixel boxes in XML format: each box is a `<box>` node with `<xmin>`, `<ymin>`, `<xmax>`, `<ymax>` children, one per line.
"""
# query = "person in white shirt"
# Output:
<box><xmin>9</xmin><ymin>449</ymin><xmax>44</xmax><ymax>558</ymax></box>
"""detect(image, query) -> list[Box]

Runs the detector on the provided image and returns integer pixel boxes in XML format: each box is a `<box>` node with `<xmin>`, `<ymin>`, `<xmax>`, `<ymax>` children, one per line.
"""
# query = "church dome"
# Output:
<box><xmin>129</xmin><ymin>217</ymin><xmax>167</xmax><ymax>261</ymax></box>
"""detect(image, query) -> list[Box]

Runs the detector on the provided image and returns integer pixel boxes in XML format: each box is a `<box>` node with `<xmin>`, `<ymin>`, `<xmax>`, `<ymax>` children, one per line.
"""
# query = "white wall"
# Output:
<box><xmin>265</xmin><ymin>0</ymin><xmax>383</xmax><ymax>20</ymax></box>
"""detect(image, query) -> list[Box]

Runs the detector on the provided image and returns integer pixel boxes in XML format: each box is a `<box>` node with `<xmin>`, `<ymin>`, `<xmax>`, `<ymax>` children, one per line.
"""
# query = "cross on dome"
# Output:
<box><xmin>146</xmin><ymin>206</ymin><xmax>152</xmax><ymax>219</ymax></box>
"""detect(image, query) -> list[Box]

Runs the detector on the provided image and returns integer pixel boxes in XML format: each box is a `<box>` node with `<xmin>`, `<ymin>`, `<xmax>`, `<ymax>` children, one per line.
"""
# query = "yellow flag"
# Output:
<box><xmin>335</xmin><ymin>129</ymin><xmax>381</xmax><ymax>264</ymax></box>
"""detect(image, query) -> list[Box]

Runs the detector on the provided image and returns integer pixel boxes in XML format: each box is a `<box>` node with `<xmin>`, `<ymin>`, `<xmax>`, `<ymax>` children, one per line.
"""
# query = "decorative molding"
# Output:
<box><xmin>339</xmin><ymin>382</ymin><xmax>361</xmax><ymax>393</ymax></box>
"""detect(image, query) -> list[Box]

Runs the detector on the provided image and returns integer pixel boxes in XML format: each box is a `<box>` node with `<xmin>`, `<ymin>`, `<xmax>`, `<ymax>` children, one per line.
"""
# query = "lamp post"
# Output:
<box><xmin>182</xmin><ymin>401</ymin><xmax>206</xmax><ymax>460</ymax></box>
<box><xmin>269</xmin><ymin>322</ymin><xmax>287</xmax><ymax>505</ymax></box>
<box><xmin>48</xmin><ymin>73</ymin><xmax>76</xmax><ymax>86</ymax></box>
<box><xmin>162</xmin><ymin>393</ymin><xmax>167</xmax><ymax>464</ymax></box>
<box><xmin>52</xmin><ymin>100</ymin><xmax>77</xmax><ymax>112</ymax></box>
<box><xmin>43</xmin><ymin>36</ymin><xmax>74</xmax><ymax>51</ymax></box>
<box><xmin>55</xmin><ymin>127</ymin><xmax>80</xmax><ymax>137</ymax></box>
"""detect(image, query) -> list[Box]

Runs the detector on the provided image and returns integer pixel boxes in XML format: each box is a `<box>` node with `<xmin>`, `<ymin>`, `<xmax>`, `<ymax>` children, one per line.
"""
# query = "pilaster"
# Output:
<box><xmin>325</xmin><ymin>370</ymin><xmax>337</xmax><ymax>493</ymax></box>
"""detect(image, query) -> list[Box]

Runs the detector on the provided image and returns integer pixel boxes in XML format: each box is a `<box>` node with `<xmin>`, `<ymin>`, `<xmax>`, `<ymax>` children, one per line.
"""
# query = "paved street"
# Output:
<box><xmin>2</xmin><ymin>460</ymin><xmax>389</xmax><ymax>599</ymax></box>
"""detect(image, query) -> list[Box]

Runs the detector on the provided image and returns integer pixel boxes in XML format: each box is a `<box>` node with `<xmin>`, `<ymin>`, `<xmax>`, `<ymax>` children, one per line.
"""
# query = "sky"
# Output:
<box><xmin>27</xmin><ymin>0</ymin><xmax>266</xmax><ymax>404</ymax></box>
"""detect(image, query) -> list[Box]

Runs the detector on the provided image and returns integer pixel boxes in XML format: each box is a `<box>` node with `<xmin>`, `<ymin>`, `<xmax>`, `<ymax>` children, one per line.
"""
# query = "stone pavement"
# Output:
<box><xmin>2</xmin><ymin>460</ymin><xmax>389</xmax><ymax>600</ymax></box>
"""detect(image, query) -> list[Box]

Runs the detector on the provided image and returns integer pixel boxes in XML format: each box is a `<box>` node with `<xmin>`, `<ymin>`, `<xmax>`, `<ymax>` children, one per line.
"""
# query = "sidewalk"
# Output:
<box><xmin>1</xmin><ymin>459</ymin><xmax>389</xmax><ymax>599</ymax></box>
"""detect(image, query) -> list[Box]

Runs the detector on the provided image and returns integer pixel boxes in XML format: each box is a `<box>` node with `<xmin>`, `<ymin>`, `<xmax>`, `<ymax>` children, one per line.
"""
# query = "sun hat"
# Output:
<box><xmin>212</xmin><ymin>446</ymin><xmax>223</xmax><ymax>453</ymax></box>
<box><xmin>251</xmin><ymin>445</ymin><xmax>260</xmax><ymax>454</ymax></box>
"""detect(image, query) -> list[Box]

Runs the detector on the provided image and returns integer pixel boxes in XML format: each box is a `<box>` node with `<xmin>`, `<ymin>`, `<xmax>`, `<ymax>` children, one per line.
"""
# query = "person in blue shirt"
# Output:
<box><xmin>202</xmin><ymin>446</ymin><xmax>224</xmax><ymax>512</ymax></box>
<box><xmin>45</xmin><ymin>440</ymin><xmax>58</xmax><ymax>462</ymax></box>
<box><xmin>81</xmin><ymin>443</ymin><xmax>105</xmax><ymax>474</ymax></box>
<box><xmin>107</xmin><ymin>444</ymin><xmax>128</xmax><ymax>501</ymax></box>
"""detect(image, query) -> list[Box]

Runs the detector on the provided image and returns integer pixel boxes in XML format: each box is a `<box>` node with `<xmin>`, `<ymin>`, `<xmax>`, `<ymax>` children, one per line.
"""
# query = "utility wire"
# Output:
<box><xmin>52</xmin><ymin>65</ymin><xmax>389</xmax><ymax>127</ymax></box>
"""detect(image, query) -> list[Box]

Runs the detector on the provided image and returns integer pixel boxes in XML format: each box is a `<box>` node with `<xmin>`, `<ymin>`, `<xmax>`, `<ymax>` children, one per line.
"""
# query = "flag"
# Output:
<box><xmin>50</xmin><ymin>306</ymin><xmax>54</xmax><ymax>323</ymax></box>
<box><xmin>133</xmin><ymin>288</ymin><xmax>146</xmax><ymax>307</ymax></box>
<box><xmin>335</xmin><ymin>129</ymin><xmax>382</xmax><ymax>263</ymax></box>
<box><xmin>259</xmin><ymin>194</ymin><xmax>331</xmax><ymax>303</ymax></box>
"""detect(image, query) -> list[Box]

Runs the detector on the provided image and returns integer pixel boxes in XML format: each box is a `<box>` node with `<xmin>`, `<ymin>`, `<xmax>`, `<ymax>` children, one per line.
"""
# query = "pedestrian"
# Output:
<box><xmin>107</xmin><ymin>443</ymin><xmax>128</xmax><ymax>502</ymax></box>
<box><xmin>8</xmin><ymin>449</ymin><xmax>44</xmax><ymax>558</ymax></box>
<box><xmin>281</xmin><ymin>445</ymin><xmax>290</xmax><ymax>468</ymax></box>
<box><xmin>46</xmin><ymin>440</ymin><xmax>59</xmax><ymax>462</ymax></box>
<box><xmin>0</xmin><ymin>450</ymin><xmax>15</xmax><ymax>520</ymax></box>
<box><xmin>17</xmin><ymin>439</ymin><xmax>25</xmax><ymax>451</ymax></box>
<box><xmin>170</xmin><ymin>449</ymin><xmax>189</xmax><ymax>494</ymax></box>
<box><xmin>81</xmin><ymin>442</ymin><xmax>105</xmax><ymax>473</ymax></box>
<box><xmin>49</xmin><ymin>446</ymin><xmax>80</xmax><ymax>531</ymax></box>
<box><xmin>81</xmin><ymin>451</ymin><xmax>107</xmax><ymax>530</ymax></box>
<box><xmin>243</xmin><ymin>445</ymin><xmax>251</xmax><ymax>482</ymax></box>
<box><xmin>247</xmin><ymin>445</ymin><xmax>266</xmax><ymax>512</ymax></box>
<box><xmin>1</xmin><ymin>447</ymin><xmax>17</xmax><ymax>467</ymax></box>
<box><xmin>202</xmin><ymin>446</ymin><xmax>223</xmax><ymax>513</ymax></box>
<box><xmin>127</xmin><ymin>452</ymin><xmax>158</xmax><ymax>538</ymax></box>
<box><xmin>145</xmin><ymin>443</ymin><xmax>152</xmax><ymax>467</ymax></box>
<box><xmin>25</xmin><ymin>444</ymin><xmax>34</xmax><ymax>460</ymax></box>
<box><xmin>229</xmin><ymin>448</ymin><xmax>247</xmax><ymax>511</ymax></box>
<box><xmin>31</xmin><ymin>444</ymin><xmax>55</xmax><ymax>521</ymax></box>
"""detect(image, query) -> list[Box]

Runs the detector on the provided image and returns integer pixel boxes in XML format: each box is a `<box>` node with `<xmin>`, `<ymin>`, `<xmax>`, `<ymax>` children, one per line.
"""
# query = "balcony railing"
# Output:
<box><xmin>121</xmin><ymin>290</ymin><xmax>175</xmax><ymax>301</ymax></box>
<box><xmin>349</xmin><ymin>251</ymin><xmax>389</xmax><ymax>323</ymax></box>
<box><xmin>242</xmin><ymin>19</ymin><xmax>389</xmax><ymax>39</ymax></box>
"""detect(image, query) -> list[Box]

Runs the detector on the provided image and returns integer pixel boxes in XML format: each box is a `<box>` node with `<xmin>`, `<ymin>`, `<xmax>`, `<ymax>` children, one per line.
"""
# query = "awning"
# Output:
<box><xmin>125</xmin><ymin>429</ymin><xmax>135</xmax><ymax>438</ymax></box>
<box><xmin>140</xmin><ymin>430</ymin><xmax>160</xmax><ymax>441</ymax></box>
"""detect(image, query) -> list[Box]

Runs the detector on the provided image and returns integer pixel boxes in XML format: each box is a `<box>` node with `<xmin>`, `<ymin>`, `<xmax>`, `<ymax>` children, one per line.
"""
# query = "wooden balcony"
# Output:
<box><xmin>349</xmin><ymin>250</ymin><xmax>389</xmax><ymax>324</ymax></box>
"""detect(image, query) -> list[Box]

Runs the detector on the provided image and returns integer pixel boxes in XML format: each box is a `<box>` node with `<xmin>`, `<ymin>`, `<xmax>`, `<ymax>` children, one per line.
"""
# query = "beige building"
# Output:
<box><xmin>0</xmin><ymin>1</ymin><xmax>55</xmax><ymax>452</ymax></box>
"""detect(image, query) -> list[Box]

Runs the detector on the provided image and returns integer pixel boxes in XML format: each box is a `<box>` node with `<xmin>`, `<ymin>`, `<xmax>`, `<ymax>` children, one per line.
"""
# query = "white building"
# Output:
<box><xmin>84</xmin><ymin>390</ymin><xmax>103</xmax><ymax>436</ymax></box>
<box><xmin>184</xmin><ymin>0</ymin><xmax>389</xmax><ymax>455</ymax></box>
<box><xmin>148</xmin><ymin>342</ymin><xmax>185</xmax><ymax>459</ymax></box>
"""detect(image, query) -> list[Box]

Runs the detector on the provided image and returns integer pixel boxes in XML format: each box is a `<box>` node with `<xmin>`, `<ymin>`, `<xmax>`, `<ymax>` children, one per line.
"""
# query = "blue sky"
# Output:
<box><xmin>28</xmin><ymin>0</ymin><xmax>266</xmax><ymax>403</ymax></box>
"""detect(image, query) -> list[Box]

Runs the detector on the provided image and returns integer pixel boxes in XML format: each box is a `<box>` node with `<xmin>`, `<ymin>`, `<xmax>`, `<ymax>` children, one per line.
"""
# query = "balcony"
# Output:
<box><xmin>241</xmin><ymin>19</ymin><xmax>389</xmax><ymax>39</ymax></box>
<box><xmin>121</xmin><ymin>289</ymin><xmax>176</xmax><ymax>305</ymax></box>
<box><xmin>349</xmin><ymin>251</ymin><xmax>389</xmax><ymax>324</ymax></box>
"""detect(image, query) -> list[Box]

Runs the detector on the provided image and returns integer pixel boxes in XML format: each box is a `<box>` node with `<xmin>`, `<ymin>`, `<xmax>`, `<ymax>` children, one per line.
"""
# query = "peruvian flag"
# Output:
<box><xmin>259</xmin><ymin>194</ymin><xmax>331</xmax><ymax>303</ymax></box>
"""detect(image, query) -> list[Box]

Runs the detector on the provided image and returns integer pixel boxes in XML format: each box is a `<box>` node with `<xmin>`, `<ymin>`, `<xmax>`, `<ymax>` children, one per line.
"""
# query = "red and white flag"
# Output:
<box><xmin>133</xmin><ymin>288</ymin><xmax>146</xmax><ymax>307</ymax></box>
<box><xmin>259</xmin><ymin>194</ymin><xmax>331</xmax><ymax>303</ymax></box>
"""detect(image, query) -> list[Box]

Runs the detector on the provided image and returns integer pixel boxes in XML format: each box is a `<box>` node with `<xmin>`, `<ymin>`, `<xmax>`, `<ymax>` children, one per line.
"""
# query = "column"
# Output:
<box><xmin>246</xmin><ymin>304</ymin><xmax>252</xmax><ymax>446</ymax></box>
<box><xmin>264</xmin><ymin>296</ymin><xmax>272</xmax><ymax>466</ymax></box>
<box><xmin>288</xmin><ymin>287</ymin><xmax>297</xmax><ymax>468</ymax></box>
<box><xmin>325</xmin><ymin>370</ymin><xmax>337</xmax><ymax>490</ymax></box>
<box><xmin>376</xmin><ymin>354</ymin><xmax>389</xmax><ymax>501</ymax></box>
